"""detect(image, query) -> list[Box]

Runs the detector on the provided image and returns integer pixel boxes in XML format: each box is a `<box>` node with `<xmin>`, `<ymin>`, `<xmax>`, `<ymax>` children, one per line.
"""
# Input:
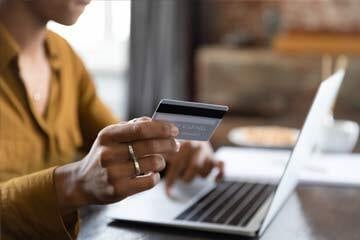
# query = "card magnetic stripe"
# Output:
<box><xmin>156</xmin><ymin>103</ymin><xmax>226</xmax><ymax>119</ymax></box>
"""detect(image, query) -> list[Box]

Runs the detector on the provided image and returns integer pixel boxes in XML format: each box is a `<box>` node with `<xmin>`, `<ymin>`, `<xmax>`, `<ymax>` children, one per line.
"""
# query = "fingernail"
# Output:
<box><xmin>154</xmin><ymin>172</ymin><xmax>161</xmax><ymax>183</ymax></box>
<box><xmin>175</xmin><ymin>140</ymin><xmax>181</xmax><ymax>151</ymax></box>
<box><xmin>170</xmin><ymin>125</ymin><xmax>179</xmax><ymax>136</ymax></box>
<box><xmin>166</xmin><ymin>185</ymin><xmax>172</xmax><ymax>196</ymax></box>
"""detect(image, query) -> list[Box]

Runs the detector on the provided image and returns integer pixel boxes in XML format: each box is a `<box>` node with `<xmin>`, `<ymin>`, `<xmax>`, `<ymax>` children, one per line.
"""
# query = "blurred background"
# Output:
<box><xmin>48</xmin><ymin>0</ymin><xmax>360</xmax><ymax>150</ymax></box>
<box><xmin>49</xmin><ymin>1</ymin><xmax>131</xmax><ymax>117</ymax></box>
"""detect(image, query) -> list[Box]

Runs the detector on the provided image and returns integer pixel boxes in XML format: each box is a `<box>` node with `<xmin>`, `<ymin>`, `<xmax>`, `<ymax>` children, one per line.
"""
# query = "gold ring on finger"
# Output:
<box><xmin>128</xmin><ymin>144</ymin><xmax>141</xmax><ymax>176</ymax></box>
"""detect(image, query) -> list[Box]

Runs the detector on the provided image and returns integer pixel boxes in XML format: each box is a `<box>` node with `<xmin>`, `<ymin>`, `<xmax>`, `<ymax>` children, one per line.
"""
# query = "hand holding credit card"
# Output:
<box><xmin>152</xmin><ymin>99</ymin><xmax>229</xmax><ymax>141</ymax></box>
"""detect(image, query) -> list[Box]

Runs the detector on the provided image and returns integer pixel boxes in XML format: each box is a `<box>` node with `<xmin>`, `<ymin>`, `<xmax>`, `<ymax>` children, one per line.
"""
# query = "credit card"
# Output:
<box><xmin>152</xmin><ymin>99</ymin><xmax>229</xmax><ymax>141</ymax></box>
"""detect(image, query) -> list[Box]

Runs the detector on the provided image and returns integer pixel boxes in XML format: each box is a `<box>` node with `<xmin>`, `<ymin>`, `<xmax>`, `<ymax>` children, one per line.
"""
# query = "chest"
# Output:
<box><xmin>18</xmin><ymin>52</ymin><xmax>51</xmax><ymax>116</ymax></box>
<box><xmin>0</xmin><ymin>63</ymin><xmax>83</xmax><ymax>177</ymax></box>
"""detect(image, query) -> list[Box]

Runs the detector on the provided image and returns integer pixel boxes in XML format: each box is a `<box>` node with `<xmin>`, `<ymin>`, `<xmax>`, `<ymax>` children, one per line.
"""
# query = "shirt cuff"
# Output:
<box><xmin>1</xmin><ymin>167</ymin><xmax>79</xmax><ymax>239</ymax></box>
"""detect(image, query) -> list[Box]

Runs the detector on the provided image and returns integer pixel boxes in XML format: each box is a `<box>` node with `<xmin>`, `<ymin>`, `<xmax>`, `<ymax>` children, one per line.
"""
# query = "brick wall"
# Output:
<box><xmin>193</xmin><ymin>1</ymin><xmax>360</xmax><ymax>124</ymax></box>
<box><xmin>196</xmin><ymin>47</ymin><xmax>360</xmax><ymax>125</ymax></box>
<box><xmin>281</xmin><ymin>0</ymin><xmax>360</xmax><ymax>33</ymax></box>
<box><xmin>196</xmin><ymin>0</ymin><xmax>281</xmax><ymax>45</ymax></box>
<box><xmin>196</xmin><ymin>0</ymin><xmax>360</xmax><ymax>45</ymax></box>
<box><xmin>195</xmin><ymin>47</ymin><xmax>321</xmax><ymax>118</ymax></box>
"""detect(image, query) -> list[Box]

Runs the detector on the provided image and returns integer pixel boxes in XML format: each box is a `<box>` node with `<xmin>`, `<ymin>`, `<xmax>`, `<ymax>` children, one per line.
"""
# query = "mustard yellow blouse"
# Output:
<box><xmin>0</xmin><ymin>22</ymin><xmax>118</xmax><ymax>239</ymax></box>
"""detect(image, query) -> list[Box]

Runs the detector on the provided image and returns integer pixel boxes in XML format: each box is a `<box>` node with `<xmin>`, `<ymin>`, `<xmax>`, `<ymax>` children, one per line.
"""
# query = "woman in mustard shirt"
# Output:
<box><xmin>0</xmin><ymin>0</ymin><xmax>223</xmax><ymax>239</ymax></box>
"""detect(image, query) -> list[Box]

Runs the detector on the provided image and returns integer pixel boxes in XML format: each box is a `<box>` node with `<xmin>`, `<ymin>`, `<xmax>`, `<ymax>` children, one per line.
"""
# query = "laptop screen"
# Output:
<box><xmin>258</xmin><ymin>70</ymin><xmax>345</xmax><ymax>234</ymax></box>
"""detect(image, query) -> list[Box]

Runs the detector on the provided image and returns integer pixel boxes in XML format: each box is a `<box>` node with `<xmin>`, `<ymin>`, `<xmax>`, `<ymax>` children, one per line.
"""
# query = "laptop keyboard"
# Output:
<box><xmin>175</xmin><ymin>181</ymin><xmax>275</xmax><ymax>227</ymax></box>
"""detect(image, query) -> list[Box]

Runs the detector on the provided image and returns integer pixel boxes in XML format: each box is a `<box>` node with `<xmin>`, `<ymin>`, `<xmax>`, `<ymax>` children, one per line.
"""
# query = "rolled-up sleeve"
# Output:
<box><xmin>0</xmin><ymin>167</ymin><xmax>79</xmax><ymax>240</ymax></box>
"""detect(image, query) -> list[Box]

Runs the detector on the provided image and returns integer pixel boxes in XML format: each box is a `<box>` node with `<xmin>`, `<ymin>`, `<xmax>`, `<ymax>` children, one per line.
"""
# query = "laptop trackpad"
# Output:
<box><xmin>106</xmin><ymin>178</ymin><xmax>215</xmax><ymax>222</ymax></box>
<box><xmin>168</xmin><ymin>177</ymin><xmax>215</xmax><ymax>202</ymax></box>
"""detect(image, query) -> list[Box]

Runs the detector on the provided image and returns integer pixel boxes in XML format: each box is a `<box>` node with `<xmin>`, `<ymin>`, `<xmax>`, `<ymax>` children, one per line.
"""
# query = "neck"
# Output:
<box><xmin>0</xmin><ymin>0</ymin><xmax>48</xmax><ymax>55</ymax></box>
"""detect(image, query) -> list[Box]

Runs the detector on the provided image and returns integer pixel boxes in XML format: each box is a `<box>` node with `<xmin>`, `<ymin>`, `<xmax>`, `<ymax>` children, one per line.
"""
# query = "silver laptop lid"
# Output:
<box><xmin>259</xmin><ymin>70</ymin><xmax>345</xmax><ymax>234</ymax></box>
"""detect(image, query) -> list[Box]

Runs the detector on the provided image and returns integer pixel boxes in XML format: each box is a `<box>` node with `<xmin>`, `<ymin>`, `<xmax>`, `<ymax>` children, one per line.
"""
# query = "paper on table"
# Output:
<box><xmin>215</xmin><ymin>147</ymin><xmax>360</xmax><ymax>186</ymax></box>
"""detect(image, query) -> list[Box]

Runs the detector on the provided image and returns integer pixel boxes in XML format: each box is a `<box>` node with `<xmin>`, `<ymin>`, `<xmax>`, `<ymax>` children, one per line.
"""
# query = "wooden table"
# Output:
<box><xmin>79</xmin><ymin>184</ymin><xmax>360</xmax><ymax>240</ymax></box>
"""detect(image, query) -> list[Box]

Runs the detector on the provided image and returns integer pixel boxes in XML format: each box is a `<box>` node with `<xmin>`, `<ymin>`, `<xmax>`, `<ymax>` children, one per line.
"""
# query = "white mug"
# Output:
<box><xmin>318</xmin><ymin>118</ymin><xmax>359</xmax><ymax>153</ymax></box>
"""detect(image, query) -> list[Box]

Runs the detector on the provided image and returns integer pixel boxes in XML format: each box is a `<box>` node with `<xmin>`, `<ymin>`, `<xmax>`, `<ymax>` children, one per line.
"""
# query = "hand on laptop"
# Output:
<box><xmin>165</xmin><ymin>141</ymin><xmax>224</xmax><ymax>195</ymax></box>
<box><xmin>54</xmin><ymin>118</ymin><xmax>180</xmax><ymax>216</ymax></box>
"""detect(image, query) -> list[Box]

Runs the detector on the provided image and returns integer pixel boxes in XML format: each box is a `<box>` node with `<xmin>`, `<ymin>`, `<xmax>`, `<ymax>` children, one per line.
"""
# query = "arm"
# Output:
<box><xmin>54</xmin><ymin>121</ymin><xmax>180</xmax><ymax>217</ymax></box>
<box><xmin>0</xmin><ymin>49</ymin><xmax>117</xmax><ymax>240</ymax></box>
<box><xmin>0</xmin><ymin>168</ymin><xmax>79</xmax><ymax>240</ymax></box>
<box><xmin>54</xmin><ymin>52</ymin><xmax>181</xmax><ymax>227</ymax></box>
<box><xmin>73</xmin><ymin>61</ymin><xmax>224</xmax><ymax>195</ymax></box>
<box><xmin>1</xmin><ymin>94</ymin><xmax>180</xmax><ymax>240</ymax></box>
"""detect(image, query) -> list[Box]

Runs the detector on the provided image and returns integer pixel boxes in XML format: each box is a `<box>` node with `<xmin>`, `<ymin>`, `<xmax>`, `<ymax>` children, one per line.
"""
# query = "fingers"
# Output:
<box><xmin>183</xmin><ymin>158</ymin><xmax>225</xmax><ymax>182</ymax></box>
<box><xmin>164</xmin><ymin>140</ymin><xmax>223</xmax><ymax>193</ymax></box>
<box><xmin>126</xmin><ymin>173</ymin><xmax>161</xmax><ymax>196</ymax></box>
<box><xmin>129</xmin><ymin>116</ymin><xmax>152</xmax><ymax>123</ymax></box>
<box><xmin>199</xmin><ymin>158</ymin><xmax>214</xmax><ymax>178</ymax></box>
<box><xmin>215</xmin><ymin>160</ymin><xmax>225</xmax><ymax>182</ymax></box>
<box><xmin>98</xmin><ymin>120</ymin><xmax>179</xmax><ymax>144</ymax></box>
<box><xmin>98</xmin><ymin>138</ymin><xmax>180</xmax><ymax>166</ymax></box>
<box><xmin>112</xmin><ymin>172</ymin><xmax>161</xmax><ymax>199</ymax></box>
<box><xmin>107</xmin><ymin>154</ymin><xmax>166</xmax><ymax>179</ymax></box>
<box><xmin>165</xmin><ymin>144</ymin><xmax>190</xmax><ymax>193</ymax></box>
<box><xmin>181</xmin><ymin>145</ymin><xmax>203</xmax><ymax>182</ymax></box>
<box><xmin>138</xmin><ymin>154</ymin><xmax>166</xmax><ymax>174</ymax></box>
<box><xmin>132</xmin><ymin>138</ymin><xmax>180</xmax><ymax>157</ymax></box>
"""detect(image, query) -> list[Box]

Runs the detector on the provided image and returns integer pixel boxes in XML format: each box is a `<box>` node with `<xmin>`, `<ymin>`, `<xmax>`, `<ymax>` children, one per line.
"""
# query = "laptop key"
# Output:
<box><xmin>210</xmin><ymin>183</ymin><xmax>255</xmax><ymax>224</ymax></box>
<box><xmin>225</xmin><ymin>184</ymin><xmax>270</xmax><ymax>226</ymax></box>
<box><xmin>189</xmin><ymin>182</ymin><xmax>242</xmax><ymax>221</ymax></box>
<box><xmin>239</xmin><ymin>186</ymin><xmax>275</xmax><ymax>226</ymax></box>
<box><xmin>175</xmin><ymin>181</ymin><xmax>274</xmax><ymax>228</ymax></box>
<box><xmin>176</xmin><ymin>181</ymin><xmax>233</xmax><ymax>220</ymax></box>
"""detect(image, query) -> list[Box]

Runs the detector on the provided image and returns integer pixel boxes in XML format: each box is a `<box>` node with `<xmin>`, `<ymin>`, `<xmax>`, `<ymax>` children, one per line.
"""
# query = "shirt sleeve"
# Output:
<box><xmin>75</xmin><ymin>56</ymin><xmax>119</xmax><ymax>152</ymax></box>
<box><xmin>0</xmin><ymin>167</ymin><xmax>79</xmax><ymax>240</ymax></box>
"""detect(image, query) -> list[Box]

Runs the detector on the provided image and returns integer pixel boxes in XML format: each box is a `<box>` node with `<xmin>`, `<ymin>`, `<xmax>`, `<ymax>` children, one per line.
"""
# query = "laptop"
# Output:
<box><xmin>107</xmin><ymin>70</ymin><xmax>345</xmax><ymax>237</ymax></box>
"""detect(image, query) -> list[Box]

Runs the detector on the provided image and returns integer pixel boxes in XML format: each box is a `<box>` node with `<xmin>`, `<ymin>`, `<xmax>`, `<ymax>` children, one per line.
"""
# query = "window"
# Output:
<box><xmin>48</xmin><ymin>0</ymin><xmax>131</xmax><ymax>118</ymax></box>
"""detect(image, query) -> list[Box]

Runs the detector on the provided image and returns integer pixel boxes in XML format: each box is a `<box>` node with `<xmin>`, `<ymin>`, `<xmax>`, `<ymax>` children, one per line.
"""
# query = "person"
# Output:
<box><xmin>0</xmin><ymin>0</ymin><xmax>224</xmax><ymax>239</ymax></box>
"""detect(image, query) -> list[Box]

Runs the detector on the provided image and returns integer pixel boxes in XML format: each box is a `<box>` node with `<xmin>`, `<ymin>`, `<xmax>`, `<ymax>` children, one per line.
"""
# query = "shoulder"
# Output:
<box><xmin>45</xmin><ymin>29</ymin><xmax>87</xmax><ymax>77</ymax></box>
<box><xmin>46</xmin><ymin>30</ymin><xmax>76</xmax><ymax>58</ymax></box>
<box><xmin>46</xmin><ymin>30</ymin><xmax>69</xmax><ymax>49</ymax></box>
